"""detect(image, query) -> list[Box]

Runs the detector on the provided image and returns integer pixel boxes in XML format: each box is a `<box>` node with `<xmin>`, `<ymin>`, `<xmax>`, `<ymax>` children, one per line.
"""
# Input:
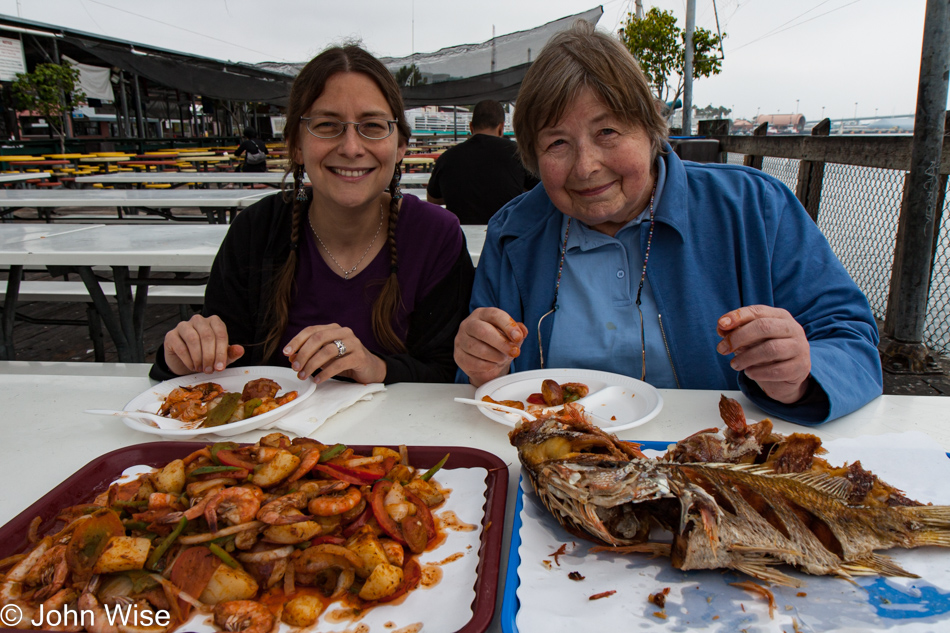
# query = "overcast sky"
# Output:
<box><xmin>0</xmin><ymin>0</ymin><xmax>930</xmax><ymax>122</ymax></box>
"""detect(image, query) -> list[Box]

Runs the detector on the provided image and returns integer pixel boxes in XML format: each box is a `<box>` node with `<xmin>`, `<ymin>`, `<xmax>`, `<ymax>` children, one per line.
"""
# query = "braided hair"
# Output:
<box><xmin>262</xmin><ymin>44</ymin><xmax>412</xmax><ymax>361</ymax></box>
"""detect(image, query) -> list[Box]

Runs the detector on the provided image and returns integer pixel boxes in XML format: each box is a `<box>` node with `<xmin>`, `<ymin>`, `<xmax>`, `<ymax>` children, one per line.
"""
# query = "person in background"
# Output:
<box><xmin>151</xmin><ymin>44</ymin><xmax>475</xmax><ymax>384</ymax></box>
<box><xmin>453</xmin><ymin>22</ymin><xmax>882</xmax><ymax>425</ymax></box>
<box><xmin>427</xmin><ymin>99</ymin><xmax>538</xmax><ymax>224</ymax></box>
<box><xmin>233</xmin><ymin>126</ymin><xmax>269</xmax><ymax>172</ymax></box>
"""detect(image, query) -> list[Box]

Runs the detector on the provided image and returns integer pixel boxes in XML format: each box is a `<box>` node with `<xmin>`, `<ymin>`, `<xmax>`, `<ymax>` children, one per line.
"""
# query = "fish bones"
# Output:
<box><xmin>509</xmin><ymin>398</ymin><xmax>950</xmax><ymax>587</ymax></box>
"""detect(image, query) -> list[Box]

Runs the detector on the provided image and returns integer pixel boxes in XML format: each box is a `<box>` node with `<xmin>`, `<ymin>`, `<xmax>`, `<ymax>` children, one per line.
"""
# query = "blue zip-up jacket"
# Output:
<box><xmin>460</xmin><ymin>149</ymin><xmax>882</xmax><ymax>425</ymax></box>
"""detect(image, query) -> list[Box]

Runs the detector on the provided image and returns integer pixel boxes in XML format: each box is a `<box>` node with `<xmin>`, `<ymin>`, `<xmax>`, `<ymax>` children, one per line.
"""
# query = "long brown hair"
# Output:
<box><xmin>263</xmin><ymin>44</ymin><xmax>413</xmax><ymax>361</ymax></box>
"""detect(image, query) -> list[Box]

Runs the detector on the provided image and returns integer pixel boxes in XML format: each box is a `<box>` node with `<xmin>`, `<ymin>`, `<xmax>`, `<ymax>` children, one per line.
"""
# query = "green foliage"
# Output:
<box><xmin>12</xmin><ymin>61</ymin><xmax>86</xmax><ymax>149</ymax></box>
<box><xmin>394</xmin><ymin>64</ymin><xmax>427</xmax><ymax>87</ymax></box>
<box><xmin>694</xmin><ymin>104</ymin><xmax>732</xmax><ymax>120</ymax></box>
<box><xmin>619</xmin><ymin>7</ymin><xmax>724</xmax><ymax>109</ymax></box>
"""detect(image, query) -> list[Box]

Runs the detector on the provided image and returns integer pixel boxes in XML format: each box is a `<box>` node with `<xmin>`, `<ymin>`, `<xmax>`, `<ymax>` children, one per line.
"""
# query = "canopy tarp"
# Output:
<box><xmin>64</xmin><ymin>37</ymin><xmax>292</xmax><ymax>106</ymax></box>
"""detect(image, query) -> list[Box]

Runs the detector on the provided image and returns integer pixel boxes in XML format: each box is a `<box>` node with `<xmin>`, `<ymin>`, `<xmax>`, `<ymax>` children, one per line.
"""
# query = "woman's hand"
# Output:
<box><xmin>454</xmin><ymin>308</ymin><xmax>528</xmax><ymax>387</ymax></box>
<box><xmin>283</xmin><ymin>324</ymin><xmax>387</xmax><ymax>384</ymax></box>
<box><xmin>716</xmin><ymin>305</ymin><xmax>812</xmax><ymax>403</ymax></box>
<box><xmin>163</xmin><ymin>314</ymin><xmax>244</xmax><ymax>376</ymax></box>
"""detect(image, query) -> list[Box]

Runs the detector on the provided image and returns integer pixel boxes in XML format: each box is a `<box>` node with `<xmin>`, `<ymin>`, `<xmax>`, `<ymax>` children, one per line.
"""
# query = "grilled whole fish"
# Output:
<box><xmin>510</xmin><ymin>399</ymin><xmax>950</xmax><ymax>587</ymax></box>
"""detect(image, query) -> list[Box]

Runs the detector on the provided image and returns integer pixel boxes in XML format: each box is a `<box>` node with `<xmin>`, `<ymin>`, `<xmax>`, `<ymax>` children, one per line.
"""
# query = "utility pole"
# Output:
<box><xmin>682</xmin><ymin>0</ymin><xmax>696</xmax><ymax>135</ymax></box>
<box><xmin>882</xmin><ymin>0</ymin><xmax>950</xmax><ymax>372</ymax></box>
<box><xmin>635</xmin><ymin>0</ymin><xmax>644</xmax><ymax>19</ymax></box>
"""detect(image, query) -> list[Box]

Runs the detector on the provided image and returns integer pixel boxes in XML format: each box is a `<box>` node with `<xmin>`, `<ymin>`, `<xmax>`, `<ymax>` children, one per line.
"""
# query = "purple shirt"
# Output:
<box><xmin>281</xmin><ymin>194</ymin><xmax>463</xmax><ymax>355</ymax></box>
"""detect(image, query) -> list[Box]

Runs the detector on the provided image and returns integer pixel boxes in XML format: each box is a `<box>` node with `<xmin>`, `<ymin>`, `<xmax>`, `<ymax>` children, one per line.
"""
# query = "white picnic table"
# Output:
<box><xmin>76</xmin><ymin>171</ymin><xmax>428</xmax><ymax>186</ymax></box>
<box><xmin>0</xmin><ymin>172</ymin><xmax>52</xmax><ymax>184</ymax></box>
<box><xmin>1</xmin><ymin>361</ymin><xmax>949</xmax><ymax>633</ymax></box>
<box><xmin>0</xmin><ymin>188</ymin><xmax>272</xmax><ymax>223</ymax></box>
<box><xmin>0</xmin><ymin>224</ymin><xmax>487</xmax><ymax>363</ymax></box>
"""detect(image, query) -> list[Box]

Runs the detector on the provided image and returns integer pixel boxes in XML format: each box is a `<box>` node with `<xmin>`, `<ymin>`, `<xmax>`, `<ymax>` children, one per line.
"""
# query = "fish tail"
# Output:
<box><xmin>899</xmin><ymin>505</ymin><xmax>950</xmax><ymax>547</ymax></box>
<box><xmin>718</xmin><ymin>395</ymin><xmax>747</xmax><ymax>432</ymax></box>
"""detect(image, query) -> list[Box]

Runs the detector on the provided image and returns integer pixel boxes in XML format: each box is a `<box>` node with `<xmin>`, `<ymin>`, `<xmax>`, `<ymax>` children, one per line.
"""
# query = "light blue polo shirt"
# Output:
<box><xmin>546</xmin><ymin>158</ymin><xmax>678</xmax><ymax>388</ymax></box>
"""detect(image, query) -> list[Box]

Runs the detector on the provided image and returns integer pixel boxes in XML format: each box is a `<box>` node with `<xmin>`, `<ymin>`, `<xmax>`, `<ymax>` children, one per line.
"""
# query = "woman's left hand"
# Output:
<box><xmin>283</xmin><ymin>324</ymin><xmax>387</xmax><ymax>384</ymax></box>
<box><xmin>716</xmin><ymin>305</ymin><xmax>812</xmax><ymax>404</ymax></box>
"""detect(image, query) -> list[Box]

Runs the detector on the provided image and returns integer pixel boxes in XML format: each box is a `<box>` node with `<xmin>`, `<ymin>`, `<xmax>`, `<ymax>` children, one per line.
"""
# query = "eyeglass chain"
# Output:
<box><xmin>309</xmin><ymin>201</ymin><xmax>384</xmax><ymax>280</ymax></box>
<box><xmin>540</xmin><ymin>184</ymin><xmax>658</xmax><ymax>367</ymax></box>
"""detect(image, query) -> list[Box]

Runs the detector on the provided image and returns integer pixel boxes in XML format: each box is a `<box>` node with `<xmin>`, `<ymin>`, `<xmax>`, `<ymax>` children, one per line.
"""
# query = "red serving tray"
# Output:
<box><xmin>0</xmin><ymin>442</ymin><xmax>507</xmax><ymax>633</ymax></box>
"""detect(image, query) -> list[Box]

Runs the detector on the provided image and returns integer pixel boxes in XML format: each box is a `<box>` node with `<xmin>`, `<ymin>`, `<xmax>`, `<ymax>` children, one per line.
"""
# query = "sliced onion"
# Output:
<box><xmin>177</xmin><ymin>520</ymin><xmax>265</xmax><ymax>544</ymax></box>
<box><xmin>330</xmin><ymin>569</ymin><xmax>355</xmax><ymax>599</ymax></box>
<box><xmin>147</xmin><ymin>573</ymin><xmax>205</xmax><ymax>610</ymax></box>
<box><xmin>236</xmin><ymin>546</ymin><xmax>294</xmax><ymax>563</ymax></box>
<box><xmin>343</xmin><ymin>456</ymin><xmax>385</xmax><ymax>467</ymax></box>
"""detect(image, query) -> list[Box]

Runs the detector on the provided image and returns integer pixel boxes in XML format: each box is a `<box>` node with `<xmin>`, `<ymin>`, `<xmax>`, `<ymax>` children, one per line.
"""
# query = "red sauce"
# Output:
<box><xmin>420</xmin><ymin>564</ymin><xmax>443</xmax><ymax>588</ymax></box>
<box><xmin>438</xmin><ymin>510</ymin><xmax>476</xmax><ymax>532</ymax></box>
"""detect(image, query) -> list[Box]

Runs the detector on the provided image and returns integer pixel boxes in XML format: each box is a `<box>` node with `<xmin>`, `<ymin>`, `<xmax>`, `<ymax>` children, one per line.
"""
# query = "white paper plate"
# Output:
<box><xmin>473</xmin><ymin>368</ymin><xmax>663</xmax><ymax>432</ymax></box>
<box><xmin>122</xmin><ymin>366</ymin><xmax>316</xmax><ymax>438</ymax></box>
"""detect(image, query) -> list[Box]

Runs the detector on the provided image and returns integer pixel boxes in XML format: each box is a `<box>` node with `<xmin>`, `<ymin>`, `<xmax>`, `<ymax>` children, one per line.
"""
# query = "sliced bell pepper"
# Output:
<box><xmin>370</xmin><ymin>480</ymin><xmax>406</xmax><ymax>544</ymax></box>
<box><xmin>146</xmin><ymin>516</ymin><xmax>187</xmax><ymax>571</ymax></box>
<box><xmin>526</xmin><ymin>393</ymin><xmax>545</xmax><ymax>405</ymax></box>
<box><xmin>209</xmin><ymin>442</ymin><xmax>239</xmax><ymax>465</ymax></box>
<box><xmin>419</xmin><ymin>453</ymin><xmax>449</xmax><ymax>482</ymax></box>
<box><xmin>201</xmin><ymin>392</ymin><xmax>241</xmax><ymax>428</ymax></box>
<box><xmin>312</xmin><ymin>463</ymin><xmax>369</xmax><ymax>486</ymax></box>
<box><xmin>188</xmin><ymin>465</ymin><xmax>246</xmax><ymax>478</ymax></box>
<box><xmin>208</xmin><ymin>542</ymin><xmax>241</xmax><ymax>569</ymax></box>
<box><xmin>215</xmin><ymin>449</ymin><xmax>257</xmax><ymax>471</ymax></box>
<box><xmin>319</xmin><ymin>443</ymin><xmax>347</xmax><ymax>462</ymax></box>
<box><xmin>326</xmin><ymin>463</ymin><xmax>386</xmax><ymax>483</ymax></box>
<box><xmin>242</xmin><ymin>398</ymin><xmax>263</xmax><ymax>418</ymax></box>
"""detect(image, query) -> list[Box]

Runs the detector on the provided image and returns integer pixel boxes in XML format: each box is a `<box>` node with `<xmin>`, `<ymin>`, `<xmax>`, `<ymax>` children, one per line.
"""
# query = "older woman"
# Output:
<box><xmin>454</xmin><ymin>22</ymin><xmax>882</xmax><ymax>425</ymax></box>
<box><xmin>151</xmin><ymin>44</ymin><xmax>474</xmax><ymax>384</ymax></box>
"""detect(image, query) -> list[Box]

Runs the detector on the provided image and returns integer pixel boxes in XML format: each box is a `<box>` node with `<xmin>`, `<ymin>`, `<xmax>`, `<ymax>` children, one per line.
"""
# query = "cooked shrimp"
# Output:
<box><xmin>0</xmin><ymin>537</ymin><xmax>50</xmax><ymax>602</ymax></box>
<box><xmin>38</xmin><ymin>588</ymin><xmax>81</xmax><ymax>632</ymax></box>
<box><xmin>213</xmin><ymin>600</ymin><xmax>275</xmax><ymax>633</ymax></box>
<box><xmin>257</xmin><ymin>480</ymin><xmax>347</xmax><ymax>524</ymax></box>
<box><xmin>205</xmin><ymin>487</ymin><xmax>261</xmax><ymax>532</ymax></box>
<box><xmin>308</xmin><ymin>487</ymin><xmax>362</xmax><ymax>517</ymax></box>
<box><xmin>24</xmin><ymin>543</ymin><xmax>68</xmax><ymax>601</ymax></box>
<box><xmin>147</xmin><ymin>493</ymin><xmax>183</xmax><ymax>511</ymax></box>
<box><xmin>78</xmin><ymin>577</ymin><xmax>118</xmax><ymax>633</ymax></box>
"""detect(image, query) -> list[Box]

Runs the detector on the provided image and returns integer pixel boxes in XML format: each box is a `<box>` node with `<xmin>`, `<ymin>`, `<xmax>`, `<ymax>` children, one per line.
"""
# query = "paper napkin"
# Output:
<box><xmin>266</xmin><ymin>378</ymin><xmax>385</xmax><ymax>436</ymax></box>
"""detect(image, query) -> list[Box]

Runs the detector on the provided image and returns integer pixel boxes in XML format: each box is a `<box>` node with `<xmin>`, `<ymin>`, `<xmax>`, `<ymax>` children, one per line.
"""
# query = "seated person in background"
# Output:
<box><xmin>151</xmin><ymin>43</ymin><xmax>475</xmax><ymax>385</ymax></box>
<box><xmin>233</xmin><ymin>126</ymin><xmax>269</xmax><ymax>172</ymax></box>
<box><xmin>453</xmin><ymin>22</ymin><xmax>882</xmax><ymax>425</ymax></box>
<box><xmin>427</xmin><ymin>99</ymin><xmax>539</xmax><ymax>224</ymax></box>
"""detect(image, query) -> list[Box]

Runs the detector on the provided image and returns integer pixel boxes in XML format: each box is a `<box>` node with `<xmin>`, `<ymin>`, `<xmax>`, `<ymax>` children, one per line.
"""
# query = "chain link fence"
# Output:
<box><xmin>725</xmin><ymin>153</ymin><xmax>950</xmax><ymax>356</ymax></box>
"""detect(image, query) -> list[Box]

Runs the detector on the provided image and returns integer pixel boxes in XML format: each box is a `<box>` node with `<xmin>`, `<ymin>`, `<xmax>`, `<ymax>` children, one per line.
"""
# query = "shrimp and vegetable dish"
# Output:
<box><xmin>482</xmin><ymin>379</ymin><xmax>590</xmax><ymax>411</ymax></box>
<box><xmin>511</xmin><ymin>395</ymin><xmax>950</xmax><ymax>587</ymax></box>
<box><xmin>0</xmin><ymin>434</ymin><xmax>451</xmax><ymax>632</ymax></box>
<box><xmin>159</xmin><ymin>378</ymin><xmax>298</xmax><ymax>428</ymax></box>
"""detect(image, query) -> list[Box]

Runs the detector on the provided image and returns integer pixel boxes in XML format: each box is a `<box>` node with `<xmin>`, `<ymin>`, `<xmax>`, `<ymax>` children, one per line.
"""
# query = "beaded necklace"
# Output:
<box><xmin>538</xmin><ymin>184</ymin><xmax>658</xmax><ymax>376</ymax></box>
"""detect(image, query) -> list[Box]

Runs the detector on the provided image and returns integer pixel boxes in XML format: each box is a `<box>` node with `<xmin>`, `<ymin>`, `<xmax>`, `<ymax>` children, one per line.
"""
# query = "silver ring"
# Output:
<box><xmin>332</xmin><ymin>339</ymin><xmax>346</xmax><ymax>358</ymax></box>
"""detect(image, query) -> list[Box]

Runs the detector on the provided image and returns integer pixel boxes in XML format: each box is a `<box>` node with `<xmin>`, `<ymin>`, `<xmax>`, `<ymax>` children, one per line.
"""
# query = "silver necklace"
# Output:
<box><xmin>310</xmin><ymin>202</ymin><xmax>384</xmax><ymax>280</ymax></box>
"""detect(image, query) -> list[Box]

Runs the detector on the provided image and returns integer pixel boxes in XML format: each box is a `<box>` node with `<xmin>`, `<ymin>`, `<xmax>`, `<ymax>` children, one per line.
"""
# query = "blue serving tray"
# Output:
<box><xmin>500</xmin><ymin>442</ymin><xmax>950</xmax><ymax>633</ymax></box>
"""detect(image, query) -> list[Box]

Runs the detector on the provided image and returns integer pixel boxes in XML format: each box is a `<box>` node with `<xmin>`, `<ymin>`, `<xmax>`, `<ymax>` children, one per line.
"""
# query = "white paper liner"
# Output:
<box><xmin>515</xmin><ymin>432</ymin><xmax>950</xmax><ymax>633</ymax></box>
<box><xmin>115</xmin><ymin>466</ymin><xmax>488</xmax><ymax>631</ymax></box>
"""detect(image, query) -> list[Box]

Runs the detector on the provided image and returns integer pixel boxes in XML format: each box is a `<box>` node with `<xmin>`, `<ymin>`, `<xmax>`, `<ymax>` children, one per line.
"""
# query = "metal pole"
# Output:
<box><xmin>682</xmin><ymin>0</ymin><xmax>696</xmax><ymax>136</ymax></box>
<box><xmin>882</xmin><ymin>0</ymin><xmax>950</xmax><ymax>369</ymax></box>
<box><xmin>117</xmin><ymin>71</ymin><xmax>130</xmax><ymax>137</ymax></box>
<box><xmin>132</xmin><ymin>72</ymin><xmax>145</xmax><ymax>138</ymax></box>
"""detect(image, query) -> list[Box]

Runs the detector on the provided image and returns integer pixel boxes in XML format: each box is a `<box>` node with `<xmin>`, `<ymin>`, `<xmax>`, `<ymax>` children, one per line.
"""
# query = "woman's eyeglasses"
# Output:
<box><xmin>300</xmin><ymin>117</ymin><xmax>397</xmax><ymax>140</ymax></box>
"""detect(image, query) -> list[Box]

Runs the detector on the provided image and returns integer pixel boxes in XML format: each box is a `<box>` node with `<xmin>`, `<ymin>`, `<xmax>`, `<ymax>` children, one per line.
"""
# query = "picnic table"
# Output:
<box><xmin>1</xmin><ymin>361</ymin><xmax>949</xmax><ymax>633</ymax></box>
<box><xmin>0</xmin><ymin>188</ymin><xmax>271</xmax><ymax>223</ymax></box>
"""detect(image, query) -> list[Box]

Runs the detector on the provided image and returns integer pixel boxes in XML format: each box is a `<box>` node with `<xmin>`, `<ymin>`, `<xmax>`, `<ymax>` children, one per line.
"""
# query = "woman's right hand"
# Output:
<box><xmin>454</xmin><ymin>307</ymin><xmax>528</xmax><ymax>387</ymax></box>
<box><xmin>163</xmin><ymin>314</ymin><xmax>244</xmax><ymax>376</ymax></box>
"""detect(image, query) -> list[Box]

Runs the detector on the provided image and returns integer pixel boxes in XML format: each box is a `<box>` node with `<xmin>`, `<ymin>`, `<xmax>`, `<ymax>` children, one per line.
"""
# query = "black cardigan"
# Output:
<box><xmin>150</xmin><ymin>193</ymin><xmax>475</xmax><ymax>384</ymax></box>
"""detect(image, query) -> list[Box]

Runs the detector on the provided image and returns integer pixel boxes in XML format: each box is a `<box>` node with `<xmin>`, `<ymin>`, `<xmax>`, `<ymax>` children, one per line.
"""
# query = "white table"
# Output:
<box><xmin>76</xmin><ymin>172</ymin><xmax>295</xmax><ymax>186</ymax></box>
<box><xmin>0</xmin><ymin>172</ymin><xmax>51</xmax><ymax>184</ymax></box>
<box><xmin>1</xmin><ymin>362</ymin><xmax>949</xmax><ymax>633</ymax></box>
<box><xmin>0</xmin><ymin>224</ymin><xmax>227</xmax><ymax>362</ymax></box>
<box><xmin>0</xmin><ymin>189</ymin><xmax>271</xmax><ymax>224</ymax></box>
<box><xmin>1</xmin><ymin>224</ymin><xmax>487</xmax><ymax>362</ymax></box>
